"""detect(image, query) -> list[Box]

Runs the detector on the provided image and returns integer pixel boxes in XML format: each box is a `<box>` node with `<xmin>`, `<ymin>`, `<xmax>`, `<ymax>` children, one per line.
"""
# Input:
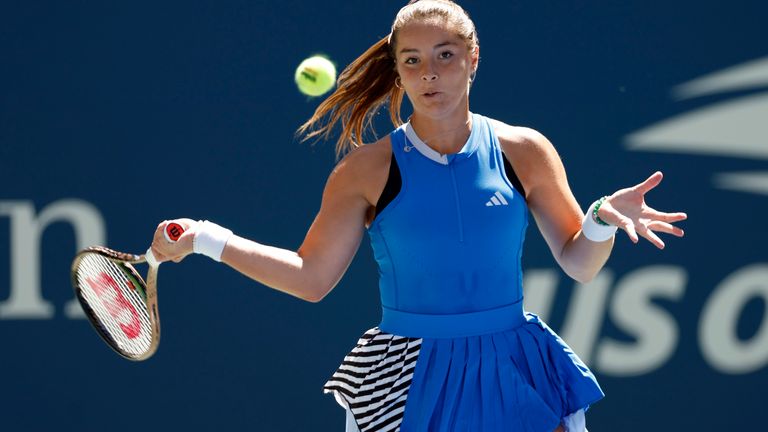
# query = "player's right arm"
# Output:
<box><xmin>152</xmin><ymin>141</ymin><xmax>385</xmax><ymax>303</ymax></box>
<box><xmin>221</xmin><ymin>146</ymin><xmax>374</xmax><ymax>302</ymax></box>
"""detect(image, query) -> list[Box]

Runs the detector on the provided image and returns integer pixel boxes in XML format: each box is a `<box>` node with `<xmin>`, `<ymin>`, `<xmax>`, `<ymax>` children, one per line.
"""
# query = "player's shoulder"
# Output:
<box><xmin>325</xmin><ymin>136</ymin><xmax>392</xmax><ymax>201</ymax></box>
<box><xmin>489</xmin><ymin>118</ymin><xmax>559</xmax><ymax>162</ymax></box>
<box><xmin>488</xmin><ymin>118</ymin><xmax>552</xmax><ymax>150</ymax></box>
<box><xmin>332</xmin><ymin>136</ymin><xmax>391</xmax><ymax>177</ymax></box>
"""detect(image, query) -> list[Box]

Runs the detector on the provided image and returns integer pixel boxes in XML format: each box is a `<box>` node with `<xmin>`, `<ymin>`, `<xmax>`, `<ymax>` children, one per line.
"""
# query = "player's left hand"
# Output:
<box><xmin>596</xmin><ymin>171</ymin><xmax>687</xmax><ymax>249</ymax></box>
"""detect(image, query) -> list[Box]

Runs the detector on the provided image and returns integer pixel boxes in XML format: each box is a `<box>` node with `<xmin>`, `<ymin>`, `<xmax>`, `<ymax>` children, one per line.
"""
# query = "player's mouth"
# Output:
<box><xmin>423</xmin><ymin>91</ymin><xmax>441</xmax><ymax>97</ymax></box>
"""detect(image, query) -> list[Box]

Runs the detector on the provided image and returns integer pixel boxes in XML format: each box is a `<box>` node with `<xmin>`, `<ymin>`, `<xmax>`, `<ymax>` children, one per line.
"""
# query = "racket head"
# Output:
<box><xmin>71</xmin><ymin>247</ymin><xmax>160</xmax><ymax>361</ymax></box>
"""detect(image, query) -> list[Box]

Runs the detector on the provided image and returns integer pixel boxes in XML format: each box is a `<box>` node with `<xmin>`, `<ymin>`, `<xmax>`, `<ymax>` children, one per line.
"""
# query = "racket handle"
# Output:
<box><xmin>146</xmin><ymin>223</ymin><xmax>185</xmax><ymax>267</ymax></box>
<box><xmin>164</xmin><ymin>222</ymin><xmax>185</xmax><ymax>243</ymax></box>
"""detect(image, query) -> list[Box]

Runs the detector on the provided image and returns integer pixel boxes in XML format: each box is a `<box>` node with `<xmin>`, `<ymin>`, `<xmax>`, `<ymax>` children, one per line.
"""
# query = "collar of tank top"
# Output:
<box><xmin>404</xmin><ymin>113</ymin><xmax>475</xmax><ymax>165</ymax></box>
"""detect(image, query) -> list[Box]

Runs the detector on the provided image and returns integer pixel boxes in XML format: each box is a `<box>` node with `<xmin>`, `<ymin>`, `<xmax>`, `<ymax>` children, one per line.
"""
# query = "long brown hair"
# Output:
<box><xmin>297</xmin><ymin>0</ymin><xmax>478</xmax><ymax>160</ymax></box>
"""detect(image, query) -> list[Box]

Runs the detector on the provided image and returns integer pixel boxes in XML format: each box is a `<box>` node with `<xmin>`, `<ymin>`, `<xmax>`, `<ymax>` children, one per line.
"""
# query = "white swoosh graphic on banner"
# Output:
<box><xmin>713</xmin><ymin>172</ymin><xmax>768</xmax><ymax>196</ymax></box>
<box><xmin>673</xmin><ymin>56</ymin><xmax>768</xmax><ymax>100</ymax></box>
<box><xmin>625</xmin><ymin>91</ymin><xmax>768</xmax><ymax>160</ymax></box>
<box><xmin>625</xmin><ymin>57</ymin><xmax>768</xmax><ymax>195</ymax></box>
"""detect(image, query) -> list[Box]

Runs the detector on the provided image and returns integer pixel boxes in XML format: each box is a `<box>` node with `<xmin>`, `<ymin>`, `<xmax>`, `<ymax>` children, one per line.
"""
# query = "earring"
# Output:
<box><xmin>395</xmin><ymin>76</ymin><xmax>404</xmax><ymax>89</ymax></box>
<box><xmin>469</xmin><ymin>70</ymin><xmax>477</xmax><ymax>83</ymax></box>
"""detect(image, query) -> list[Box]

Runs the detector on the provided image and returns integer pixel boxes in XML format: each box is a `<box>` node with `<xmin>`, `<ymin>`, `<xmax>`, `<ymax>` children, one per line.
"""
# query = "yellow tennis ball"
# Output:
<box><xmin>295</xmin><ymin>55</ymin><xmax>336</xmax><ymax>97</ymax></box>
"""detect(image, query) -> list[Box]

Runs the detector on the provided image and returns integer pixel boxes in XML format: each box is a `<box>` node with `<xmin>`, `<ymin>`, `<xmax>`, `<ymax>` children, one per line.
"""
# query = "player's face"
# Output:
<box><xmin>394</xmin><ymin>21</ymin><xmax>478</xmax><ymax>119</ymax></box>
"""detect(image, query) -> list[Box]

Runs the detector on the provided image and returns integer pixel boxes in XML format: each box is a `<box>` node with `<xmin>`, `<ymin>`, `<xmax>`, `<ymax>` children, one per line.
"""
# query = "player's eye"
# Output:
<box><xmin>439</xmin><ymin>51</ymin><xmax>454</xmax><ymax>59</ymax></box>
<box><xmin>404</xmin><ymin>57</ymin><xmax>419</xmax><ymax>65</ymax></box>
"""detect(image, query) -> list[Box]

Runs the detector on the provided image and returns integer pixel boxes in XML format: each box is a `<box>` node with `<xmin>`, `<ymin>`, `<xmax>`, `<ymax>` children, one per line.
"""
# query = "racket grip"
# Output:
<box><xmin>164</xmin><ymin>222</ymin><xmax>185</xmax><ymax>243</ymax></box>
<box><xmin>146</xmin><ymin>222</ymin><xmax>185</xmax><ymax>267</ymax></box>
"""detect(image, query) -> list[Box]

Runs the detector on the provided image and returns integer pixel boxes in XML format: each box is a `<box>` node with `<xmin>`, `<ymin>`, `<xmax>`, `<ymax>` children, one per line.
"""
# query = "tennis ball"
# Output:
<box><xmin>295</xmin><ymin>55</ymin><xmax>336</xmax><ymax>97</ymax></box>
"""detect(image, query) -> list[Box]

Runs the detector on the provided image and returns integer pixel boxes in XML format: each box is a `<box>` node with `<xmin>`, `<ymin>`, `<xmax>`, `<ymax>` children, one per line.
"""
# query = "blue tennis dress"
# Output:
<box><xmin>324</xmin><ymin>113</ymin><xmax>604</xmax><ymax>431</ymax></box>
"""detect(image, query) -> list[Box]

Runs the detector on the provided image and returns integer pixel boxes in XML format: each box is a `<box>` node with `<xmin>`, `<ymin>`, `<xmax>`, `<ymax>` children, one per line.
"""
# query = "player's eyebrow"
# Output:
<box><xmin>399</xmin><ymin>41</ymin><xmax>457</xmax><ymax>54</ymax></box>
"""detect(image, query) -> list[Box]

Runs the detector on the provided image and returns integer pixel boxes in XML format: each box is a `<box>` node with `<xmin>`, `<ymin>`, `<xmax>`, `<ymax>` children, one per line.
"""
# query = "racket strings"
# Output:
<box><xmin>76</xmin><ymin>254</ymin><xmax>153</xmax><ymax>357</ymax></box>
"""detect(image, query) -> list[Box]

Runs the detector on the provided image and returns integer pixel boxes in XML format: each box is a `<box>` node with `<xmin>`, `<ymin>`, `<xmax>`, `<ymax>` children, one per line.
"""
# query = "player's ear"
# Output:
<box><xmin>468</xmin><ymin>46</ymin><xmax>479</xmax><ymax>84</ymax></box>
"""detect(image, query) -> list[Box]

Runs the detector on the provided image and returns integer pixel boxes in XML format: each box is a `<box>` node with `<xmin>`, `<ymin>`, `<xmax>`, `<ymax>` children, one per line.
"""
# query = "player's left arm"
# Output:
<box><xmin>498</xmin><ymin>124</ymin><xmax>687</xmax><ymax>283</ymax></box>
<box><xmin>497</xmin><ymin>125</ymin><xmax>612</xmax><ymax>283</ymax></box>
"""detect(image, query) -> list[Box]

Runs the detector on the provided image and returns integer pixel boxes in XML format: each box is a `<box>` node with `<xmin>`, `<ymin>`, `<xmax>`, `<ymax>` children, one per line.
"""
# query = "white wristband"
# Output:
<box><xmin>193</xmin><ymin>220</ymin><xmax>233</xmax><ymax>262</ymax></box>
<box><xmin>145</xmin><ymin>248</ymin><xmax>160</xmax><ymax>268</ymax></box>
<box><xmin>582</xmin><ymin>200</ymin><xmax>618</xmax><ymax>242</ymax></box>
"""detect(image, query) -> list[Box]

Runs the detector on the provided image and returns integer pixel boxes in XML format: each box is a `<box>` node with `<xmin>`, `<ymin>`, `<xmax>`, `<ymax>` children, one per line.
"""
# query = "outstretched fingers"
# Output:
<box><xmin>601</xmin><ymin>204</ymin><xmax>639</xmax><ymax>243</ymax></box>
<box><xmin>645</xmin><ymin>220</ymin><xmax>685</xmax><ymax>237</ymax></box>
<box><xmin>633</xmin><ymin>171</ymin><xmax>664</xmax><ymax>195</ymax></box>
<box><xmin>599</xmin><ymin>171</ymin><xmax>687</xmax><ymax>248</ymax></box>
<box><xmin>636</xmin><ymin>223</ymin><xmax>666</xmax><ymax>249</ymax></box>
<box><xmin>644</xmin><ymin>206</ymin><xmax>688</xmax><ymax>223</ymax></box>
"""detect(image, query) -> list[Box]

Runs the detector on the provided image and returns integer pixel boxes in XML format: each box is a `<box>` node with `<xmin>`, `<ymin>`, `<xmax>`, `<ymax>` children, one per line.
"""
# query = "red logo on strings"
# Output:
<box><xmin>86</xmin><ymin>272</ymin><xmax>141</xmax><ymax>339</ymax></box>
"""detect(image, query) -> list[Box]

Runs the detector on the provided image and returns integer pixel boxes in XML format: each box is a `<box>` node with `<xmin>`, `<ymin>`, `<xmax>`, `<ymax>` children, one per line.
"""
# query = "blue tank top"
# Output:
<box><xmin>367</xmin><ymin>113</ymin><xmax>529</xmax><ymax>315</ymax></box>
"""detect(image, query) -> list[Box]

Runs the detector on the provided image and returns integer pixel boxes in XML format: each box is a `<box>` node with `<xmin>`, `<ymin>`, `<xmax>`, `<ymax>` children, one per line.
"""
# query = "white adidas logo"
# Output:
<box><xmin>485</xmin><ymin>191</ymin><xmax>509</xmax><ymax>206</ymax></box>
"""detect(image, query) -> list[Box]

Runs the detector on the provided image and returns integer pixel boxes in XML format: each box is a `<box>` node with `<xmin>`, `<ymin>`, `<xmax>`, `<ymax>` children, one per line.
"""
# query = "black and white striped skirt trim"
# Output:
<box><xmin>324</xmin><ymin>327</ymin><xmax>422</xmax><ymax>432</ymax></box>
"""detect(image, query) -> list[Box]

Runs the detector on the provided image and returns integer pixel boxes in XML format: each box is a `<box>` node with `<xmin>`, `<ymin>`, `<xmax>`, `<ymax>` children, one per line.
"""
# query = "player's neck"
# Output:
<box><xmin>409</xmin><ymin>111</ymin><xmax>473</xmax><ymax>156</ymax></box>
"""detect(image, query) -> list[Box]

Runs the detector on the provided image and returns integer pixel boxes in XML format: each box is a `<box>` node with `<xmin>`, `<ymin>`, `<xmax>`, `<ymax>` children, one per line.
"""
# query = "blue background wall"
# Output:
<box><xmin>1</xmin><ymin>1</ymin><xmax>767</xmax><ymax>430</ymax></box>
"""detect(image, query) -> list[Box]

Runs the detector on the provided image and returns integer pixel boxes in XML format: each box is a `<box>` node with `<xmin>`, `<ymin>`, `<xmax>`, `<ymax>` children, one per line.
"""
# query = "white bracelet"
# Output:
<box><xmin>582</xmin><ymin>200</ymin><xmax>618</xmax><ymax>242</ymax></box>
<box><xmin>193</xmin><ymin>220</ymin><xmax>233</xmax><ymax>262</ymax></box>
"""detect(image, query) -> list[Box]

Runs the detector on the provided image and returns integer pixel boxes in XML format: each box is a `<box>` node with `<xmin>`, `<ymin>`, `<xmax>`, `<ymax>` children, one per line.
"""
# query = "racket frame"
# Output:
<box><xmin>71</xmin><ymin>246</ymin><xmax>161</xmax><ymax>361</ymax></box>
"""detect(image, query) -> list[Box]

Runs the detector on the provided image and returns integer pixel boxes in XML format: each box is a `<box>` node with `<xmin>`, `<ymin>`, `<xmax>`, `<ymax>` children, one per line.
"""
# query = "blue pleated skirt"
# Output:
<box><xmin>324</xmin><ymin>301</ymin><xmax>603</xmax><ymax>432</ymax></box>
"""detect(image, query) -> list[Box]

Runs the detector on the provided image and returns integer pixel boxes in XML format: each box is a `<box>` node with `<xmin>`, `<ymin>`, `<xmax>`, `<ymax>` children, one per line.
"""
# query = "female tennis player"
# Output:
<box><xmin>151</xmin><ymin>1</ymin><xmax>687</xmax><ymax>430</ymax></box>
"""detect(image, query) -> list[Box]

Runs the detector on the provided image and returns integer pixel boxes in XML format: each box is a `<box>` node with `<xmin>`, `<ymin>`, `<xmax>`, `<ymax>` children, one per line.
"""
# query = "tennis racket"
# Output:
<box><xmin>70</xmin><ymin>222</ymin><xmax>185</xmax><ymax>361</ymax></box>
